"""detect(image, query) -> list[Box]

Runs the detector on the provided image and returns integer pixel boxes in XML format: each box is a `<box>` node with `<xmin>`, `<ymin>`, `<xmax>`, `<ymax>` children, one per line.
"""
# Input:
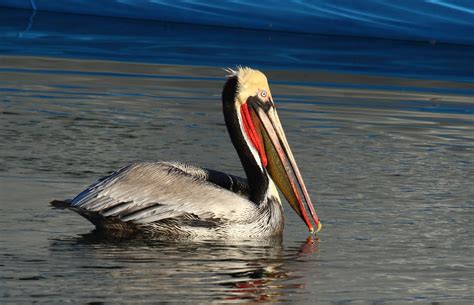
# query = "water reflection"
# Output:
<box><xmin>48</xmin><ymin>232</ymin><xmax>318</xmax><ymax>303</ymax></box>
<box><xmin>1</xmin><ymin>7</ymin><xmax>473</xmax><ymax>82</ymax></box>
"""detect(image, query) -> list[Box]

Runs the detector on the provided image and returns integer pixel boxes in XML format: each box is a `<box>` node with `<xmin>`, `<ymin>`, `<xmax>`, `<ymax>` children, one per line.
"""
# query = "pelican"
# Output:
<box><xmin>51</xmin><ymin>67</ymin><xmax>321</xmax><ymax>238</ymax></box>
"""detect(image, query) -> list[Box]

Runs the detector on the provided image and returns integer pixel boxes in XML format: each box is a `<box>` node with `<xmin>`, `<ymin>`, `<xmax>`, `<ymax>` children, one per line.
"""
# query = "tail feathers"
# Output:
<box><xmin>49</xmin><ymin>199</ymin><xmax>139</xmax><ymax>234</ymax></box>
<box><xmin>50</xmin><ymin>199</ymin><xmax>72</xmax><ymax>209</ymax></box>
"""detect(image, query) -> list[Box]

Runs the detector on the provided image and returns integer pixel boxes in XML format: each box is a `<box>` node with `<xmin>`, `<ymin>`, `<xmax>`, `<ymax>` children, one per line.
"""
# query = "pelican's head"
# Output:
<box><xmin>222</xmin><ymin>67</ymin><xmax>321</xmax><ymax>233</ymax></box>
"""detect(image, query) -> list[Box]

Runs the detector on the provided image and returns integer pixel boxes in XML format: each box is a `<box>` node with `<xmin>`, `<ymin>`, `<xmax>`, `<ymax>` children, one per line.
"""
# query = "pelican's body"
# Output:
<box><xmin>53</xmin><ymin>67</ymin><xmax>321</xmax><ymax>239</ymax></box>
<box><xmin>67</xmin><ymin>161</ymin><xmax>283</xmax><ymax>238</ymax></box>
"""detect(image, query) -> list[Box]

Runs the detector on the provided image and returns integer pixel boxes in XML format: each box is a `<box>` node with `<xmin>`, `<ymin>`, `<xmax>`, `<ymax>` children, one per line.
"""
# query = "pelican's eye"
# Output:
<box><xmin>260</xmin><ymin>90</ymin><xmax>267</xmax><ymax>98</ymax></box>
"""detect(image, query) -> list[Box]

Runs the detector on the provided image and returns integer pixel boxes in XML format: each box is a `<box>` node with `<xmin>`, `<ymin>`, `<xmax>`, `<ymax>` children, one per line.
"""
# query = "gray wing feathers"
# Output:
<box><xmin>70</xmin><ymin>162</ymin><xmax>254</xmax><ymax>225</ymax></box>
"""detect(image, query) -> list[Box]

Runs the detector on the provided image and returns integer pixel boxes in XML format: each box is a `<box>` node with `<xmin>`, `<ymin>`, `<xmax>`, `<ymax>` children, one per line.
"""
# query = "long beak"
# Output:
<box><xmin>248</xmin><ymin>100</ymin><xmax>321</xmax><ymax>233</ymax></box>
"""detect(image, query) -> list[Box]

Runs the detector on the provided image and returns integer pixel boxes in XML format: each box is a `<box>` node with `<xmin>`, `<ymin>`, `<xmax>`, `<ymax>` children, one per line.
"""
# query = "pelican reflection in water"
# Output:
<box><xmin>52</xmin><ymin>67</ymin><xmax>321</xmax><ymax>238</ymax></box>
<box><xmin>50</xmin><ymin>233</ymin><xmax>319</xmax><ymax>302</ymax></box>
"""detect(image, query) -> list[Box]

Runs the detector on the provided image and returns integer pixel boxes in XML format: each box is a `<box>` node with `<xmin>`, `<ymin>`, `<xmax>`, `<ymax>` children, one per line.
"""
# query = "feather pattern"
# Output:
<box><xmin>68</xmin><ymin>162</ymin><xmax>283</xmax><ymax>238</ymax></box>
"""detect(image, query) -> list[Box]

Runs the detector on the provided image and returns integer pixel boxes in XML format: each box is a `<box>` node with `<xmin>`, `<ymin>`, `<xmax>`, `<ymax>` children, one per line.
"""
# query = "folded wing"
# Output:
<box><xmin>69</xmin><ymin>162</ymin><xmax>254</xmax><ymax>227</ymax></box>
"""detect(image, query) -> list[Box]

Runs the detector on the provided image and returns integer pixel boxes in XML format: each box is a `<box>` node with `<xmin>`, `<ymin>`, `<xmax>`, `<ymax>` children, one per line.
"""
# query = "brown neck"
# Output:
<box><xmin>221</xmin><ymin>76</ymin><xmax>268</xmax><ymax>205</ymax></box>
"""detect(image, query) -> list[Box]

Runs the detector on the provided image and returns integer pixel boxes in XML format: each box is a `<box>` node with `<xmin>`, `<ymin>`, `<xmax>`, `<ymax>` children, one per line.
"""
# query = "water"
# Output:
<box><xmin>1</xmin><ymin>55</ymin><xmax>473</xmax><ymax>304</ymax></box>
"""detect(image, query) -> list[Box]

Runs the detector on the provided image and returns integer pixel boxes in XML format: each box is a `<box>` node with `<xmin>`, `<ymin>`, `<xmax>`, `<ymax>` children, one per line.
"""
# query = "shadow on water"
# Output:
<box><xmin>48</xmin><ymin>231</ymin><xmax>319</xmax><ymax>303</ymax></box>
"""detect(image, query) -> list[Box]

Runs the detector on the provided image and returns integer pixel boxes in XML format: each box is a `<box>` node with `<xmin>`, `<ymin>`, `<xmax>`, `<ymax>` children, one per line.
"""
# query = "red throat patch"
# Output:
<box><xmin>240</xmin><ymin>102</ymin><xmax>268</xmax><ymax>167</ymax></box>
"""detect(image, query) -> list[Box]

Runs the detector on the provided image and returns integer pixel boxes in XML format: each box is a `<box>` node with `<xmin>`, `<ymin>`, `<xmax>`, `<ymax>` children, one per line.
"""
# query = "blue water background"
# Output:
<box><xmin>1</xmin><ymin>0</ymin><xmax>474</xmax><ymax>44</ymax></box>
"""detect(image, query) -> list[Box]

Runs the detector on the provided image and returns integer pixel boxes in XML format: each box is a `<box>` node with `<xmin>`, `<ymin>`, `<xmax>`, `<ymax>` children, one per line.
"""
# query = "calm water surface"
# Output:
<box><xmin>0</xmin><ymin>56</ymin><xmax>473</xmax><ymax>304</ymax></box>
